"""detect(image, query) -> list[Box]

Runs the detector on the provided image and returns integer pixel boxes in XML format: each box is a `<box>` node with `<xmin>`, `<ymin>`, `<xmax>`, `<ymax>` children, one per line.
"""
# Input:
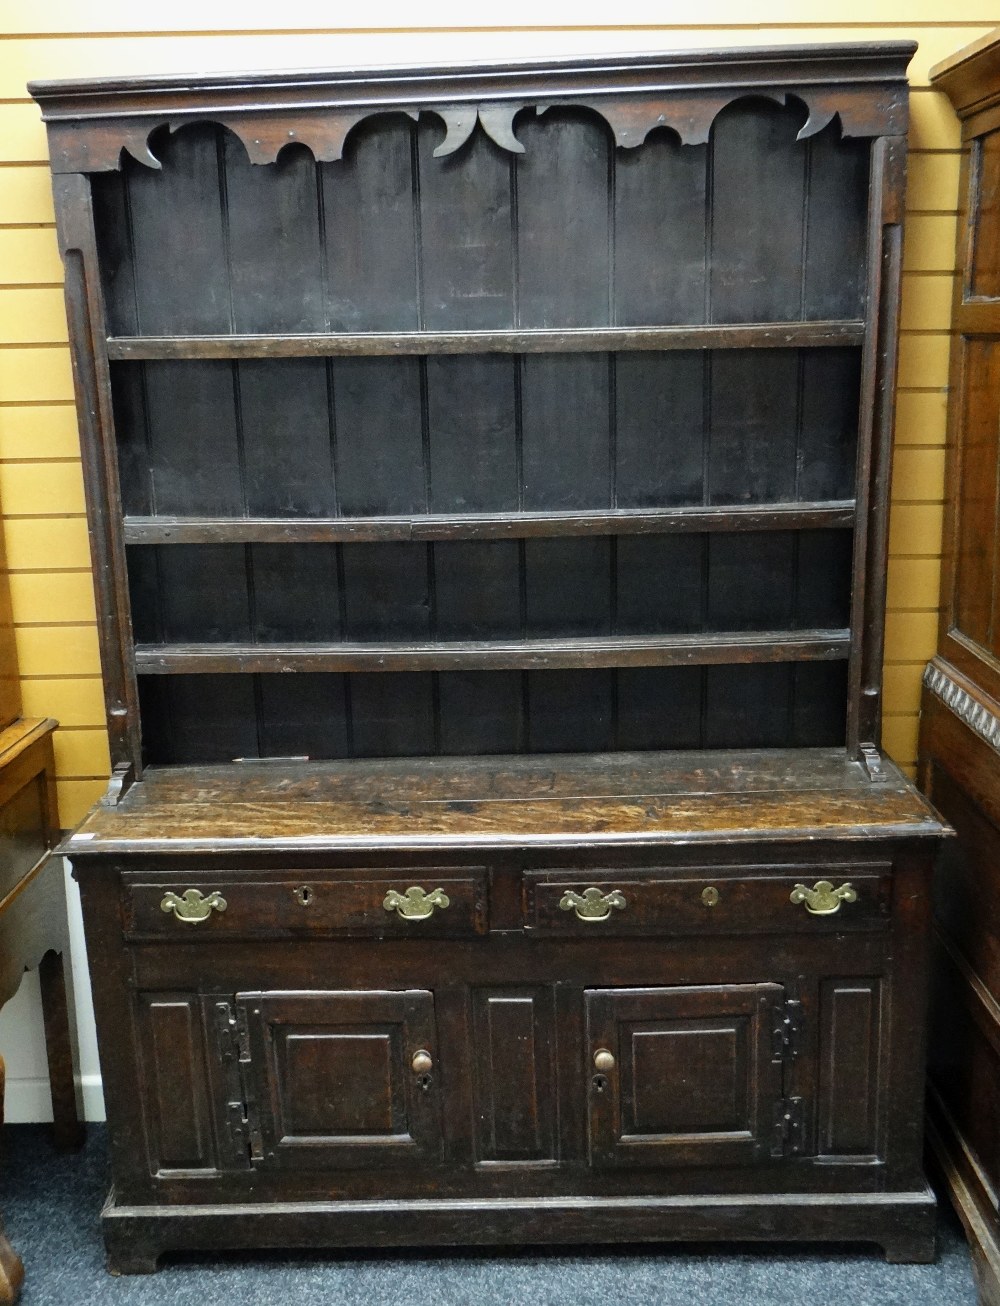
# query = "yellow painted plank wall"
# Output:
<box><xmin>2</xmin><ymin>4</ymin><xmax>987</xmax><ymax>823</ymax></box>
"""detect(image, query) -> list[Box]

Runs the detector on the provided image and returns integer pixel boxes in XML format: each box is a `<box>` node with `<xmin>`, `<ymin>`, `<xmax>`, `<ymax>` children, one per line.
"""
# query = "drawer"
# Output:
<box><xmin>524</xmin><ymin>865</ymin><xmax>891</xmax><ymax>936</ymax></box>
<box><xmin>122</xmin><ymin>868</ymin><xmax>488</xmax><ymax>940</ymax></box>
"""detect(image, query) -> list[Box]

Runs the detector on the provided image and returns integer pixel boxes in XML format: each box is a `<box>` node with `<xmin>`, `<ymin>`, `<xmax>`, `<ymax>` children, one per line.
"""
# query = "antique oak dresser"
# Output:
<box><xmin>921</xmin><ymin>28</ymin><xmax>1000</xmax><ymax>1306</ymax></box>
<box><xmin>29</xmin><ymin>43</ymin><xmax>948</xmax><ymax>1271</ymax></box>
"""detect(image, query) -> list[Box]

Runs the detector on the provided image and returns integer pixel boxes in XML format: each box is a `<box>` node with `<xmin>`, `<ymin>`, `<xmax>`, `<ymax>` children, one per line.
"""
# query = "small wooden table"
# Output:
<box><xmin>0</xmin><ymin>717</ymin><xmax>84</xmax><ymax>1301</ymax></box>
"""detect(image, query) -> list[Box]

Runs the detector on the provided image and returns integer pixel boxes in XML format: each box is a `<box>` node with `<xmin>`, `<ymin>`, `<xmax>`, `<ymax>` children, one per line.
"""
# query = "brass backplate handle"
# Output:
<box><xmin>789</xmin><ymin>880</ymin><xmax>858</xmax><ymax>916</ymax></box>
<box><xmin>559</xmin><ymin>887</ymin><xmax>627</xmax><ymax>922</ymax></box>
<box><xmin>383</xmin><ymin>886</ymin><xmax>451</xmax><ymax>921</ymax></box>
<box><xmin>160</xmin><ymin>888</ymin><xmax>228</xmax><ymax>923</ymax></box>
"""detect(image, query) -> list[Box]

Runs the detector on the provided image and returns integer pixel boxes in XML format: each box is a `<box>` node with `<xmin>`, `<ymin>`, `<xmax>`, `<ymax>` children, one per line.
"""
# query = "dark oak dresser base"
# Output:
<box><xmin>63</xmin><ymin>749</ymin><xmax>945</xmax><ymax>1271</ymax></box>
<box><xmin>100</xmin><ymin>1189</ymin><xmax>939</xmax><ymax>1274</ymax></box>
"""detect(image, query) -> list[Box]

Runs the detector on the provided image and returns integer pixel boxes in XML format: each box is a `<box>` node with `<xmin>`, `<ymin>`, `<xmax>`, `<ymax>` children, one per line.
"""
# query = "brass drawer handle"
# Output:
<box><xmin>383</xmin><ymin>886</ymin><xmax>451</xmax><ymax>921</ymax></box>
<box><xmin>160</xmin><ymin>889</ymin><xmax>227</xmax><ymax>923</ymax></box>
<box><xmin>559</xmin><ymin>887</ymin><xmax>627</xmax><ymax>922</ymax></box>
<box><xmin>789</xmin><ymin>881</ymin><xmax>858</xmax><ymax>916</ymax></box>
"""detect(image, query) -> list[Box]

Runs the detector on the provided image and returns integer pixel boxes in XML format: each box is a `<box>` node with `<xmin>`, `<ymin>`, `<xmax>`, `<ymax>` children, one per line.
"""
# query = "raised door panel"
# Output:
<box><xmin>238</xmin><ymin>990</ymin><xmax>442</xmax><ymax>1170</ymax></box>
<box><xmin>585</xmin><ymin>984</ymin><xmax>783</xmax><ymax>1169</ymax></box>
<box><xmin>951</xmin><ymin>336</ymin><xmax>1000</xmax><ymax>655</ymax></box>
<box><xmin>817</xmin><ymin>979</ymin><xmax>883</xmax><ymax>1157</ymax></box>
<box><xmin>135</xmin><ymin>992</ymin><xmax>216</xmax><ymax>1174</ymax></box>
<box><xmin>471</xmin><ymin>987</ymin><xmax>557</xmax><ymax>1164</ymax></box>
<box><xmin>970</xmin><ymin>128</ymin><xmax>1000</xmax><ymax>301</ymax></box>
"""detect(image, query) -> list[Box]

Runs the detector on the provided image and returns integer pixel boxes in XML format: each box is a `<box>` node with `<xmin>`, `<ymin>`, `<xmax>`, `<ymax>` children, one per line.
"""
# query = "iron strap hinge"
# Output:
<box><xmin>214</xmin><ymin>1000</ymin><xmax>254</xmax><ymax>1162</ymax></box>
<box><xmin>772</xmin><ymin>997</ymin><xmax>802</xmax><ymax>1065</ymax></box>
<box><xmin>773</xmin><ymin>1096</ymin><xmax>805</xmax><ymax>1158</ymax></box>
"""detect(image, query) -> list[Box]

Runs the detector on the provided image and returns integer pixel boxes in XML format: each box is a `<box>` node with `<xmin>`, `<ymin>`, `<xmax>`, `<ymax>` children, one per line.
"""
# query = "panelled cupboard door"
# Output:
<box><xmin>237</xmin><ymin>990</ymin><xmax>442</xmax><ymax>1169</ymax></box>
<box><xmin>586</xmin><ymin>985</ymin><xmax>784</xmax><ymax>1168</ymax></box>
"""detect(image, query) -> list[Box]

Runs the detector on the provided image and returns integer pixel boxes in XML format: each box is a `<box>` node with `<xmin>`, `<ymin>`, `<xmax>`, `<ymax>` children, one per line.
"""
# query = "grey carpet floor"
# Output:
<box><xmin>1</xmin><ymin>1125</ymin><xmax>980</xmax><ymax>1305</ymax></box>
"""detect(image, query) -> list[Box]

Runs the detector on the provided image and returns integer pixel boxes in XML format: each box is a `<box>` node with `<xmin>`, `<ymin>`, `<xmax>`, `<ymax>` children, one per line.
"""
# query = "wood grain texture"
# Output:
<box><xmin>60</xmin><ymin>748</ymin><xmax>945</xmax><ymax>852</ymax></box>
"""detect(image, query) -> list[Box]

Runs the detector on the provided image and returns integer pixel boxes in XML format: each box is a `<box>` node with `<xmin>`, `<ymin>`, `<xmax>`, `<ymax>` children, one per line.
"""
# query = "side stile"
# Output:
<box><xmin>53</xmin><ymin>171</ymin><xmax>143</xmax><ymax>795</ymax></box>
<box><xmin>849</xmin><ymin>134</ymin><xmax>908</xmax><ymax>759</ymax></box>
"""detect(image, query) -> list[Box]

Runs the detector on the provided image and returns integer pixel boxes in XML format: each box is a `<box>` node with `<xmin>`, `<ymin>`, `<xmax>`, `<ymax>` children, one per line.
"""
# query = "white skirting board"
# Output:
<box><xmin>0</xmin><ymin>859</ymin><xmax>105</xmax><ymax>1122</ymax></box>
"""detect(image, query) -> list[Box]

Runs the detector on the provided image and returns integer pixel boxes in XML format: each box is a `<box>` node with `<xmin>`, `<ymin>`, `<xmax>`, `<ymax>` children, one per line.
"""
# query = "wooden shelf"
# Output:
<box><xmin>134</xmin><ymin>629</ymin><xmax>850</xmax><ymax>675</ymax></box>
<box><xmin>122</xmin><ymin>502</ymin><xmax>857</xmax><ymax>546</ymax></box>
<box><xmin>106</xmin><ymin>321</ymin><xmax>866</xmax><ymax>362</ymax></box>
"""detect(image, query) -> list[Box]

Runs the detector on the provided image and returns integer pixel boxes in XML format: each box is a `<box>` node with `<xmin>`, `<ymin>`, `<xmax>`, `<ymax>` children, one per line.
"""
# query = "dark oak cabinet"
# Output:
<box><xmin>920</xmin><ymin>28</ymin><xmax>1000</xmax><ymax>1306</ymax></box>
<box><xmin>30</xmin><ymin>42</ymin><xmax>947</xmax><ymax>1270</ymax></box>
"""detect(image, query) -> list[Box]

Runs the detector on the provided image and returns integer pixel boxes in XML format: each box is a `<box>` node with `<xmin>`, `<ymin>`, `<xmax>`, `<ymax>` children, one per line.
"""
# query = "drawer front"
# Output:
<box><xmin>524</xmin><ymin>865</ymin><xmax>891</xmax><ymax>936</ymax></box>
<box><xmin>123</xmin><ymin>868</ymin><xmax>488</xmax><ymax>940</ymax></box>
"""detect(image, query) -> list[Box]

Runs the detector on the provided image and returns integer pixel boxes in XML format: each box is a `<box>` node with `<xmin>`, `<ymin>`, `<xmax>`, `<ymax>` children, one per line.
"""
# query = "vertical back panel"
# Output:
<box><xmin>426</xmin><ymin>356</ymin><xmax>518</xmax><ymax>513</ymax></box>
<box><xmin>341</xmin><ymin>543</ymin><xmax>431</xmax><ymax>641</ymax></box>
<box><xmin>127</xmin><ymin>124</ymin><xmax>232</xmax><ymax>334</ymax></box>
<box><xmin>418</xmin><ymin>123</ymin><xmax>514</xmax><ymax>330</ymax></box>
<box><xmin>797</xmin><ymin>350</ymin><xmax>862</xmax><ymax>501</ymax></box>
<box><xmin>515</xmin><ymin>109</ymin><xmax>611</xmax><ymax>328</ymax></box>
<box><xmin>615</xmin><ymin>352</ymin><xmax>706</xmax><ymax>508</ymax></box>
<box><xmin>437</xmin><ymin>671</ymin><xmax>523</xmax><ymax>754</ymax></box>
<box><xmin>708</xmin><ymin>351</ymin><xmax>799</xmax><ymax>503</ymax></box>
<box><xmin>524</xmin><ymin>538</ymin><xmax>612</xmax><ymax>637</ymax></box>
<box><xmin>239</xmin><ymin>359</ymin><xmax>337</xmax><ymax>517</ymax></box>
<box><xmin>710</xmin><ymin>100</ymin><xmax>807</xmax><ymax>323</ymax></box>
<box><xmin>803</xmin><ymin>128</ymin><xmax>870</xmax><ymax>320</ymax></box>
<box><xmin>141</xmin><ymin>361</ymin><xmax>243</xmax><ymax>515</ymax></box>
<box><xmin>223</xmin><ymin>136</ymin><xmax>325</xmax><ymax>333</ymax></box>
<box><xmin>332</xmin><ymin>358</ymin><xmax>425</xmax><ymax>515</ymax></box>
<box><xmin>256</xmin><ymin>673</ymin><xmax>350</xmax><ymax>758</ymax></box>
<box><xmin>321</xmin><ymin>114</ymin><xmax>419</xmax><ymax>331</ymax></box>
<box><xmin>250</xmin><ymin>544</ymin><xmax>341</xmax><ymax>642</ymax></box>
<box><xmin>520</xmin><ymin>356</ymin><xmax>610</xmax><ymax>509</ymax></box>
<box><xmin>526</xmin><ymin>669</ymin><xmax>615</xmax><ymax>752</ymax></box>
<box><xmin>614</xmin><ymin>135</ymin><xmax>708</xmax><ymax>326</ymax></box>
<box><xmin>434</xmin><ymin>542</ymin><xmax>521</xmax><ymax>639</ymax></box>
<box><xmin>616</xmin><ymin>536</ymin><xmax>705</xmax><ymax>635</ymax></box>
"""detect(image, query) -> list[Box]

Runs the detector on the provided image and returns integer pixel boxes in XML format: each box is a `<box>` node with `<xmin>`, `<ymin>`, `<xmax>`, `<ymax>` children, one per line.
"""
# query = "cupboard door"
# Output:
<box><xmin>237</xmin><ymin>990</ymin><xmax>442</xmax><ymax>1170</ymax></box>
<box><xmin>585</xmin><ymin>984</ymin><xmax>783</xmax><ymax>1168</ymax></box>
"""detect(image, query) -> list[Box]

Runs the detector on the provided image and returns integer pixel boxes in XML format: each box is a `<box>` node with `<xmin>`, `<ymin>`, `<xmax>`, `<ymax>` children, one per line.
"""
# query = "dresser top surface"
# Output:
<box><xmin>62</xmin><ymin>748</ymin><xmax>946</xmax><ymax>855</ymax></box>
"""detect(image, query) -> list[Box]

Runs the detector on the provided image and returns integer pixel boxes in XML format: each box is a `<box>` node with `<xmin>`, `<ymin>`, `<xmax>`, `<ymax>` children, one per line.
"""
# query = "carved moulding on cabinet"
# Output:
<box><xmin>924</xmin><ymin>660</ymin><xmax>1000</xmax><ymax>758</ymax></box>
<box><xmin>40</xmin><ymin>86</ymin><xmax>905</xmax><ymax>174</ymax></box>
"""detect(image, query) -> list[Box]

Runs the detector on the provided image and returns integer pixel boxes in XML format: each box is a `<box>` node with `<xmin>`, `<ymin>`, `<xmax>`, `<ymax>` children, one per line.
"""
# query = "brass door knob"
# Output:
<box><xmin>593</xmin><ymin>1048</ymin><xmax>616</xmax><ymax>1072</ymax></box>
<box><xmin>411</xmin><ymin>1049</ymin><xmax>433</xmax><ymax>1075</ymax></box>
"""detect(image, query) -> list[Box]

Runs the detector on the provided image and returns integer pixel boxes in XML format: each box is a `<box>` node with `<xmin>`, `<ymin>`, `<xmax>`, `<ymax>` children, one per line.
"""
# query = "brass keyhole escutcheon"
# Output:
<box><xmin>702</xmin><ymin>886</ymin><xmax>720</xmax><ymax>907</ymax></box>
<box><xmin>411</xmin><ymin>1049</ymin><xmax>433</xmax><ymax>1075</ymax></box>
<box><xmin>593</xmin><ymin>1048</ymin><xmax>616</xmax><ymax>1072</ymax></box>
<box><xmin>294</xmin><ymin>885</ymin><xmax>313</xmax><ymax>907</ymax></box>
